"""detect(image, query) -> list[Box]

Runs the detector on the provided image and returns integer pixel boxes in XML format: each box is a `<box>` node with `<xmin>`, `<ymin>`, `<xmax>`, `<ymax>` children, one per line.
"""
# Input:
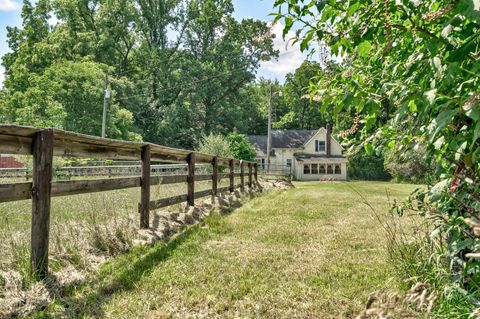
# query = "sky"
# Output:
<box><xmin>0</xmin><ymin>0</ymin><xmax>308</xmax><ymax>86</ymax></box>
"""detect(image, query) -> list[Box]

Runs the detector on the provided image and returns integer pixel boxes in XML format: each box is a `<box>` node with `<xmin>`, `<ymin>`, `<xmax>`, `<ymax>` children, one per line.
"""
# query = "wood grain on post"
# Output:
<box><xmin>140</xmin><ymin>145</ymin><xmax>151</xmax><ymax>229</ymax></box>
<box><xmin>212</xmin><ymin>156</ymin><xmax>218</xmax><ymax>196</ymax></box>
<box><xmin>240</xmin><ymin>160</ymin><xmax>245</xmax><ymax>192</ymax></box>
<box><xmin>248</xmin><ymin>163</ymin><xmax>253</xmax><ymax>188</ymax></box>
<box><xmin>31</xmin><ymin>129</ymin><xmax>54</xmax><ymax>278</ymax></box>
<box><xmin>187</xmin><ymin>153</ymin><xmax>195</xmax><ymax>206</ymax></box>
<box><xmin>229</xmin><ymin>159</ymin><xmax>234</xmax><ymax>192</ymax></box>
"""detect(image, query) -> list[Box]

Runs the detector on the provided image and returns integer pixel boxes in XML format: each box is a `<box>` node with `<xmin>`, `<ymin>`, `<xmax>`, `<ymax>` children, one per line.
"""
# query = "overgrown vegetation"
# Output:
<box><xmin>273</xmin><ymin>0</ymin><xmax>480</xmax><ymax>315</ymax></box>
<box><xmin>347</xmin><ymin>149</ymin><xmax>391</xmax><ymax>181</ymax></box>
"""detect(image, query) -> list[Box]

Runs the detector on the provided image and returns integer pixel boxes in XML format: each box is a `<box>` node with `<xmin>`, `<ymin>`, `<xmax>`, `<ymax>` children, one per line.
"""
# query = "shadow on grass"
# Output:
<box><xmin>54</xmin><ymin>226</ymin><xmax>200</xmax><ymax>318</ymax></box>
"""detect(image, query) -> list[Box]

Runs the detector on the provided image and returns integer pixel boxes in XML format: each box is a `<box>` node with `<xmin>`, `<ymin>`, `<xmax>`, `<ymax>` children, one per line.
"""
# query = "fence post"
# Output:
<box><xmin>254</xmin><ymin>163</ymin><xmax>258</xmax><ymax>183</ymax></box>
<box><xmin>248</xmin><ymin>163</ymin><xmax>253</xmax><ymax>188</ymax></box>
<box><xmin>140</xmin><ymin>145</ymin><xmax>151</xmax><ymax>229</ymax></box>
<box><xmin>240</xmin><ymin>160</ymin><xmax>245</xmax><ymax>192</ymax></box>
<box><xmin>212</xmin><ymin>156</ymin><xmax>218</xmax><ymax>196</ymax></box>
<box><xmin>187</xmin><ymin>153</ymin><xmax>195</xmax><ymax>206</ymax></box>
<box><xmin>31</xmin><ymin>129</ymin><xmax>54</xmax><ymax>278</ymax></box>
<box><xmin>229</xmin><ymin>159</ymin><xmax>234</xmax><ymax>192</ymax></box>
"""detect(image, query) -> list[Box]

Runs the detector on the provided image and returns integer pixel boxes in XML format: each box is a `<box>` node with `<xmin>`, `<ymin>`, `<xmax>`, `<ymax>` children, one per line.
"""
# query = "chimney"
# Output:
<box><xmin>326</xmin><ymin>124</ymin><xmax>331</xmax><ymax>157</ymax></box>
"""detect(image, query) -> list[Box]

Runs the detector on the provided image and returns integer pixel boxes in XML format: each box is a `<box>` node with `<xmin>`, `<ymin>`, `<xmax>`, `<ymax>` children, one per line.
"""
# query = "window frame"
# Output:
<box><xmin>303</xmin><ymin>164</ymin><xmax>311</xmax><ymax>174</ymax></box>
<box><xmin>315</xmin><ymin>140</ymin><xmax>326</xmax><ymax>152</ymax></box>
<box><xmin>327</xmin><ymin>164</ymin><xmax>334</xmax><ymax>174</ymax></box>
<box><xmin>335</xmin><ymin>164</ymin><xmax>342</xmax><ymax>175</ymax></box>
<box><xmin>319</xmin><ymin>164</ymin><xmax>326</xmax><ymax>174</ymax></box>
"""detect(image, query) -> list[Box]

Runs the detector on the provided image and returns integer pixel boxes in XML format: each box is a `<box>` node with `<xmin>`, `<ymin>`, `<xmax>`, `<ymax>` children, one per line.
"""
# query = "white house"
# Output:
<box><xmin>247</xmin><ymin>125</ymin><xmax>347</xmax><ymax>180</ymax></box>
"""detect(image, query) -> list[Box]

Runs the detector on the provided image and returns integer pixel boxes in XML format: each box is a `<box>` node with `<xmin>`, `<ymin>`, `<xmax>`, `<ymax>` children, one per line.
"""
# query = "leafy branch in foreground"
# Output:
<box><xmin>273</xmin><ymin>0</ymin><xmax>480</xmax><ymax>314</ymax></box>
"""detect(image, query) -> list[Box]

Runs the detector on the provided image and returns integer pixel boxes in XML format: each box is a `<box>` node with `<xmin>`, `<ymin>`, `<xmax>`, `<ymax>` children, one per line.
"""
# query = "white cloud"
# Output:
<box><xmin>258</xmin><ymin>22</ymin><xmax>306</xmax><ymax>81</ymax></box>
<box><xmin>0</xmin><ymin>0</ymin><xmax>19</xmax><ymax>11</ymax></box>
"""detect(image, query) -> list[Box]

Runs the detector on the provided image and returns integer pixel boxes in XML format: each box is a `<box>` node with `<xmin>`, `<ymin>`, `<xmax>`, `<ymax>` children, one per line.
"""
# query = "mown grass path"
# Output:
<box><xmin>53</xmin><ymin>181</ymin><xmax>415</xmax><ymax>318</ymax></box>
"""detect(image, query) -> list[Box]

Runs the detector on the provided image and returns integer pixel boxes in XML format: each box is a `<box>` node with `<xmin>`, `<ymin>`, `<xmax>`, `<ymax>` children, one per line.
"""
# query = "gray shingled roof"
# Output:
<box><xmin>247</xmin><ymin>130</ymin><xmax>317</xmax><ymax>156</ymax></box>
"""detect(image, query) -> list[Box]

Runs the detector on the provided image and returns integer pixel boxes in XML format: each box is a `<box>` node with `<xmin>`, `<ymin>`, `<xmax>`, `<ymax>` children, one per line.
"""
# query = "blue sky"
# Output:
<box><xmin>0</xmin><ymin>0</ymin><xmax>306</xmax><ymax>85</ymax></box>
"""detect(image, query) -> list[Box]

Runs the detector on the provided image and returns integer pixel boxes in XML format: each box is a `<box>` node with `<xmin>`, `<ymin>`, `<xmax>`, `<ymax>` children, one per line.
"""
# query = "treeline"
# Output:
<box><xmin>0</xmin><ymin>0</ymin><xmax>279</xmax><ymax>148</ymax></box>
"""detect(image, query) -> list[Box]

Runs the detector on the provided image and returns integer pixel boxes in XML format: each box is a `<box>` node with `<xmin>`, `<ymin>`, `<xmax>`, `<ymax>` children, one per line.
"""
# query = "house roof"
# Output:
<box><xmin>247</xmin><ymin>130</ymin><xmax>317</xmax><ymax>156</ymax></box>
<box><xmin>294</xmin><ymin>153</ymin><xmax>346</xmax><ymax>162</ymax></box>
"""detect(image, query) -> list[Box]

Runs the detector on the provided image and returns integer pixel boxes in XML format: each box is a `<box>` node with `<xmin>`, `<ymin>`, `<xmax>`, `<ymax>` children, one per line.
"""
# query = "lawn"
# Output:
<box><xmin>40</xmin><ymin>180</ymin><xmax>416</xmax><ymax>318</ymax></box>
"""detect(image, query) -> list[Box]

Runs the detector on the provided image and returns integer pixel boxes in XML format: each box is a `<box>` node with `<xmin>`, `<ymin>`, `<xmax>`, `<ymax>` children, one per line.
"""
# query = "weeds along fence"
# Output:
<box><xmin>0</xmin><ymin>125</ymin><xmax>259</xmax><ymax>278</ymax></box>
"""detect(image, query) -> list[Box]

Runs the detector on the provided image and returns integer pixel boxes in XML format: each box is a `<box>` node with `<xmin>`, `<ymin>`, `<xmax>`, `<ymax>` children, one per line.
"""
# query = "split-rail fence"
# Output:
<box><xmin>0</xmin><ymin>125</ymin><xmax>258</xmax><ymax>278</ymax></box>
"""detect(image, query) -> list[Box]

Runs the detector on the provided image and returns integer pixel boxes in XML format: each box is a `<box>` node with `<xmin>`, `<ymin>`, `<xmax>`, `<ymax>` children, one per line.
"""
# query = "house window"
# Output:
<box><xmin>319</xmin><ymin>164</ymin><xmax>326</xmax><ymax>174</ymax></box>
<box><xmin>315</xmin><ymin>140</ymin><xmax>326</xmax><ymax>152</ymax></box>
<box><xmin>335</xmin><ymin>164</ymin><xmax>342</xmax><ymax>175</ymax></box>
<box><xmin>311</xmin><ymin>163</ymin><xmax>319</xmax><ymax>174</ymax></box>
<box><xmin>303</xmin><ymin>164</ymin><xmax>310</xmax><ymax>174</ymax></box>
<box><xmin>327</xmin><ymin>164</ymin><xmax>334</xmax><ymax>174</ymax></box>
<box><xmin>258</xmin><ymin>159</ymin><xmax>265</xmax><ymax>170</ymax></box>
<box><xmin>286</xmin><ymin>159</ymin><xmax>292</xmax><ymax>167</ymax></box>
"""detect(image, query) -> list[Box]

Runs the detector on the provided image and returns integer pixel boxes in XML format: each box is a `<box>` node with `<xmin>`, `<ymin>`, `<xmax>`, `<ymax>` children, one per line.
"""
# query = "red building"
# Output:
<box><xmin>0</xmin><ymin>155</ymin><xmax>25</xmax><ymax>168</ymax></box>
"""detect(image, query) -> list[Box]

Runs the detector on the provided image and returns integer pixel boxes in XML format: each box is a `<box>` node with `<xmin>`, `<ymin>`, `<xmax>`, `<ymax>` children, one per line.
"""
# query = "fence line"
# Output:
<box><xmin>0</xmin><ymin>125</ymin><xmax>259</xmax><ymax>278</ymax></box>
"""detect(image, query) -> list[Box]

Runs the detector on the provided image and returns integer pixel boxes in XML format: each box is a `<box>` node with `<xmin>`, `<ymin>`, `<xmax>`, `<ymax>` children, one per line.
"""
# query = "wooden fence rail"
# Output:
<box><xmin>0</xmin><ymin>125</ymin><xmax>259</xmax><ymax>278</ymax></box>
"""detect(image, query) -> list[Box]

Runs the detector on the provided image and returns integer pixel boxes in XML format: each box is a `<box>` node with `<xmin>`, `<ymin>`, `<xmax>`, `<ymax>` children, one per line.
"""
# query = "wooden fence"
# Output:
<box><xmin>0</xmin><ymin>125</ymin><xmax>258</xmax><ymax>278</ymax></box>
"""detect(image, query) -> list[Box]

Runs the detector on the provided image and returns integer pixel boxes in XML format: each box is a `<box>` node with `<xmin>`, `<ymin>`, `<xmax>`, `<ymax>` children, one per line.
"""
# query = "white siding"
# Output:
<box><xmin>303</xmin><ymin>128</ymin><xmax>343</xmax><ymax>156</ymax></box>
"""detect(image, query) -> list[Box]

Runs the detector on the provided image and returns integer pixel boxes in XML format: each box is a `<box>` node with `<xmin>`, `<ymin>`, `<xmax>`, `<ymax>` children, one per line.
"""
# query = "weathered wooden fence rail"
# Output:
<box><xmin>0</xmin><ymin>125</ymin><xmax>258</xmax><ymax>278</ymax></box>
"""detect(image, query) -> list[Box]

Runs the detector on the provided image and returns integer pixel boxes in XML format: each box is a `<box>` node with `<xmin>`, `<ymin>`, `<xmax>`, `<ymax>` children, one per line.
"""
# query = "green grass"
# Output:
<box><xmin>0</xmin><ymin>176</ymin><xmax>232</xmax><ymax>285</ymax></box>
<box><xmin>36</xmin><ymin>181</ymin><xmax>416</xmax><ymax>318</ymax></box>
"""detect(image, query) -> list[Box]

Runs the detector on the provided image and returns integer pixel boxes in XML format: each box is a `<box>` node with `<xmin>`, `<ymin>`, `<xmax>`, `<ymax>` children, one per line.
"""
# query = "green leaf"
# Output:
<box><xmin>408</xmin><ymin>100</ymin><xmax>417</xmax><ymax>113</ymax></box>
<box><xmin>473</xmin><ymin>121</ymin><xmax>480</xmax><ymax>146</ymax></box>
<box><xmin>347</xmin><ymin>2</ymin><xmax>361</xmax><ymax>17</ymax></box>
<box><xmin>458</xmin><ymin>0</ymin><xmax>480</xmax><ymax>21</ymax></box>
<box><xmin>466</xmin><ymin>108</ymin><xmax>480</xmax><ymax>121</ymax></box>
<box><xmin>364</xmin><ymin>142</ymin><xmax>374</xmax><ymax>155</ymax></box>
<box><xmin>431</xmin><ymin>109</ymin><xmax>459</xmax><ymax>138</ymax></box>
<box><xmin>357</xmin><ymin>41</ymin><xmax>372</xmax><ymax>58</ymax></box>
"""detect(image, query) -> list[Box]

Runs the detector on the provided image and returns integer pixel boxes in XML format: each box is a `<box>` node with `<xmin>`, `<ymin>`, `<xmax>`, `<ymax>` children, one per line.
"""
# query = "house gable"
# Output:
<box><xmin>302</xmin><ymin>128</ymin><xmax>343</xmax><ymax>156</ymax></box>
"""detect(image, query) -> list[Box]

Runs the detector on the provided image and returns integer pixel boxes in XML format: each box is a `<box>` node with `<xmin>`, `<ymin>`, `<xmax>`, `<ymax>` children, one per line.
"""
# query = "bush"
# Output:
<box><xmin>384</xmin><ymin>144</ymin><xmax>431</xmax><ymax>183</ymax></box>
<box><xmin>196</xmin><ymin>133</ymin><xmax>234</xmax><ymax>158</ymax></box>
<box><xmin>226</xmin><ymin>133</ymin><xmax>256</xmax><ymax>161</ymax></box>
<box><xmin>347</xmin><ymin>149</ymin><xmax>391</xmax><ymax>181</ymax></box>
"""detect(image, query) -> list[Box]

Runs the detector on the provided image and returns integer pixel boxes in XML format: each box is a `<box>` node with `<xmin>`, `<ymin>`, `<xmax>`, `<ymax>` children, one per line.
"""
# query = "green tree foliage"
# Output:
<box><xmin>226</xmin><ymin>132</ymin><xmax>256</xmax><ymax>161</ymax></box>
<box><xmin>276</xmin><ymin>61</ymin><xmax>325</xmax><ymax>129</ymax></box>
<box><xmin>347</xmin><ymin>149</ymin><xmax>391</xmax><ymax>181</ymax></box>
<box><xmin>2</xmin><ymin>60</ymin><xmax>140</xmax><ymax>140</ymax></box>
<box><xmin>1</xmin><ymin>0</ymin><xmax>277</xmax><ymax>146</ymax></box>
<box><xmin>384</xmin><ymin>144</ymin><xmax>431</xmax><ymax>183</ymax></box>
<box><xmin>196</xmin><ymin>133</ymin><xmax>233</xmax><ymax>158</ymax></box>
<box><xmin>273</xmin><ymin>0</ymin><xmax>480</xmax><ymax>310</ymax></box>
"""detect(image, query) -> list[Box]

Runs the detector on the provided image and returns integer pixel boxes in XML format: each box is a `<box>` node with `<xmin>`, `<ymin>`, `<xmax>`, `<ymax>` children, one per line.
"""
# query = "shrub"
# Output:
<box><xmin>347</xmin><ymin>149</ymin><xmax>391</xmax><ymax>181</ymax></box>
<box><xmin>384</xmin><ymin>144</ymin><xmax>431</xmax><ymax>184</ymax></box>
<box><xmin>226</xmin><ymin>133</ymin><xmax>256</xmax><ymax>161</ymax></box>
<box><xmin>196</xmin><ymin>133</ymin><xmax>234</xmax><ymax>158</ymax></box>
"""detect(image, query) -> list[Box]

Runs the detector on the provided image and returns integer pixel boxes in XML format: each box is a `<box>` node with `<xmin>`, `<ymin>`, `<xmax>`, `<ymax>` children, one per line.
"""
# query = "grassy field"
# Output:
<box><xmin>35</xmin><ymin>180</ymin><xmax>416</xmax><ymax>318</ymax></box>
<box><xmin>0</xmin><ymin>176</ymin><xmax>232</xmax><ymax>280</ymax></box>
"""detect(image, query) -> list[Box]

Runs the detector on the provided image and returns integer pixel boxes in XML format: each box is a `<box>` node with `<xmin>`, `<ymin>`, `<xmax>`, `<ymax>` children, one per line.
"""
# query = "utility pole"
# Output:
<box><xmin>101</xmin><ymin>73</ymin><xmax>110</xmax><ymax>138</ymax></box>
<box><xmin>266</xmin><ymin>85</ymin><xmax>272</xmax><ymax>174</ymax></box>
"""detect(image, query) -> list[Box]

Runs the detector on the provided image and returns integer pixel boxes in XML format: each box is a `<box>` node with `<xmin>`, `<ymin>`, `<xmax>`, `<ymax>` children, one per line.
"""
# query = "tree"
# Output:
<box><xmin>2</xmin><ymin>60</ymin><xmax>140</xmax><ymax>140</ymax></box>
<box><xmin>196</xmin><ymin>133</ymin><xmax>233</xmax><ymax>158</ymax></box>
<box><xmin>273</xmin><ymin>0</ymin><xmax>480</xmax><ymax>310</ymax></box>
<box><xmin>226</xmin><ymin>132</ymin><xmax>256</xmax><ymax>161</ymax></box>
<box><xmin>1</xmin><ymin>0</ymin><xmax>277</xmax><ymax>148</ymax></box>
